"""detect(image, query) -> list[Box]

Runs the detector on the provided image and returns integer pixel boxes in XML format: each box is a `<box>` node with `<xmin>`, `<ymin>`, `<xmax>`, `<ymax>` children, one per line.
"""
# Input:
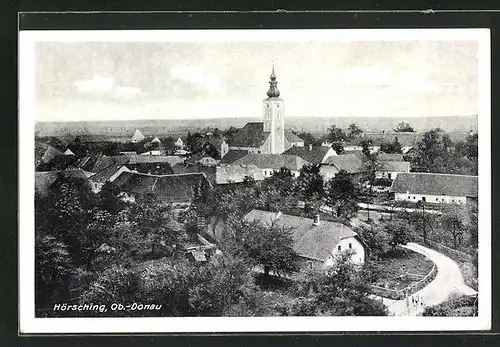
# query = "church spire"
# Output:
<box><xmin>266</xmin><ymin>65</ymin><xmax>280</xmax><ymax>98</ymax></box>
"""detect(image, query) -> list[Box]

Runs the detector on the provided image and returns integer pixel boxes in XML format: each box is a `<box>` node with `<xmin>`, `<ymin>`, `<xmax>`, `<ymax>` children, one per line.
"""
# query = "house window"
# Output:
<box><xmin>388</xmin><ymin>173</ymin><xmax>392</xmax><ymax>180</ymax></box>
<box><xmin>442</xmin><ymin>199</ymin><xmax>444</xmax><ymax>202</ymax></box>
<box><xmin>436</xmin><ymin>198</ymin><xmax>438</xmax><ymax>201</ymax></box>
<box><xmin>407</xmin><ymin>196</ymin><xmax>410</xmax><ymax>199</ymax></box>
<box><xmin>349</xmin><ymin>243</ymin><xmax>352</xmax><ymax>249</ymax></box>
<box><xmin>337</xmin><ymin>245</ymin><xmax>341</xmax><ymax>251</ymax></box>
<box><xmin>413</xmin><ymin>196</ymin><xmax>415</xmax><ymax>200</ymax></box>
<box><xmin>308</xmin><ymin>261</ymin><xmax>313</xmax><ymax>269</ymax></box>
<box><xmin>422</xmin><ymin>197</ymin><xmax>426</xmax><ymax>202</ymax></box>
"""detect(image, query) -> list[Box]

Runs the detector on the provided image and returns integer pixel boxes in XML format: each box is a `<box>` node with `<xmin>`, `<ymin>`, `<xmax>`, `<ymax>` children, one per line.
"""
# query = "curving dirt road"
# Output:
<box><xmin>378</xmin><ymin>242</ymin><xmax>477</xmax><ymax>316</ymax></box>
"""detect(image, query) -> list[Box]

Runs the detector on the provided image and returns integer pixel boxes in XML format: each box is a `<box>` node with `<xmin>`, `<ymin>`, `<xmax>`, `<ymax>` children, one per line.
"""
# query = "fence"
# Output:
<box><xmin>369</xmin><ymin>263</ymin><xmax>437</xmax><ymax>300</ymax></box>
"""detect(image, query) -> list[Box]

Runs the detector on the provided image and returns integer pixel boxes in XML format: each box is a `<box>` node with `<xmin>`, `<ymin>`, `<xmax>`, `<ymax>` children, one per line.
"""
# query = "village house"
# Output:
<box><xmin>215</xmin><ymin>163</ymin><xmax>265</xmax><ymax>185</ymax></box>
<box><xmin>282</xmin><ymin>145</ymin><xmax>337</xmax><ymax>165</ymax></box>
<box><xmin>319</xmin><ymin>154</ymin><xmax>368</xmax><ymax>182</ymax></box>
<box><xmin>35</xmin><ymin>169</ymin><xmax>91</xmax><ymax>198</ymax></box>
<box><xmin>244</xmin><ymin>210</ymin><xmax>365</xmax><ymax>267</ymax></box>
<box><xmin>390</xmin><ymin>172</ymin><xmax>478</xmax><ymax>204</ymax></box>
<box><xmin>375</xmin><ymin>161</ymin><xmax>411</xmax><ymax>181</ymax></box>
<box><xmin>174</xmin><ymin>137</ymin><xmax>184</xmax><ymax>149</ymax></box>
<box><xmin>131</xmin><ymin>129</ymin><xmax>145</xmax><ymax>143</ymax></box>
<box><xmin>231</xmin><ymin>153</ymin><xmax>310</xmax><ymax>178</ymax></box>
<box><xmin>88</xmin><ymin>164</ymin><xmax>131</xmax><ymax>193</ymax></box>
<box><xmin>112</xmin><ymin>171</ymin><xmax>211</xmax><ymax>207</ymax></box>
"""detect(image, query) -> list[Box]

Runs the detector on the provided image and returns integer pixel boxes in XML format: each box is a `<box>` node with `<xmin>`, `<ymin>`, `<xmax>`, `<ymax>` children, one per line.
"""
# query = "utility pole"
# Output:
<box><xmin>422</xmin><ymin>201</ymin><xmax>427</xmax><ymax>245</ymax></box>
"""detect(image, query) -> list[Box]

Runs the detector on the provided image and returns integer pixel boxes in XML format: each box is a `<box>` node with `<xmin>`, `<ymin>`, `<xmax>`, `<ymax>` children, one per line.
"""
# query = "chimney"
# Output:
<box><xmin>309</xmin><ymin>144</ymin><xmax>313</xmax><ymax>151</ymax></box>
<box><xmin>313</xmin><ymin>214</ymin><xmax>320</xmax><ymax>226</ymax></box>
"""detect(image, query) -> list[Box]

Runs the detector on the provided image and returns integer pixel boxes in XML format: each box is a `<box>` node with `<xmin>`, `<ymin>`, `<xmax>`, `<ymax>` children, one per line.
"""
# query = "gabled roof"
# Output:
<box><xmin>322</xmin><ymin>154</ymin><xmax>367</xmax><ymax>174</ymax></box>
<box><xmin>233</xmin><ymin>154</ymin><xmax>310</xmax><ymax>171</ymax></box>
<box><xmin>63</xmin><ymin>148</ymin><xmax>75</xmax><ymax>156</ymax></box>
<box><xmin>230</xmin><ymin>122</ymin><xmax>269</xmax><ymax>148</ymax></box>
<box><xmin>390</xmin><ymin>172</ymin><xmax>478</xmax><ymax>197</ymax></box>
<box><xmin>220</xmin><ymin>150</ymin><xmax>249</xmax><ymax>164</ymax></box>
<box><xmin>244</xmin><ymin>209</ymin><xmax>358</xmax><ymax>262</ymax></box>
<box><xmin>35</xmin><ymin>142</ymin><xmax>63</xmax><ymax>166</ymax></box>
<box><xmin>89</xmin><ymin>164</ymin><xmax>129</xmax><ymax>183</ymax></box>
<box><xmin>377</xmin><ymin>161</ymin><xmax>411</xmax><ymax>172</ymax></box>
<box><xmin>35</xmin><ymin>169</ymin><xmax>90</xmax><ymax>198</ymax></box>
<box><xmin>284</xmin><ymin>131</ymin><xmax>304</xmax><ymax>143</ymax></box>
<box><xmin>376</xmin><ymin>152</ymin><xmax>404</xmax><ymax>161</ymax></box>
<box><xmin>131</xmin><ymin>129</ymin><xmax>145</xmax><ymax>142</ymax></box>
<box><xmin>172</xmin><ymin>163</ymin><xmax>217</xmax><ymax>186</ymax></box>
<box><xmin>282</xmin><ymin>146</ymin><xmax>332</xmax><ymax>165</ymax></box>
<box><xmin>113</xmin><ymin>171</ymin><xmax>210</xmax><ymax>203</ymax></box>
<box><xmin>216</xmin><ymin>164</ymin><xmax>265</xmax><ymax>185</ymax></box>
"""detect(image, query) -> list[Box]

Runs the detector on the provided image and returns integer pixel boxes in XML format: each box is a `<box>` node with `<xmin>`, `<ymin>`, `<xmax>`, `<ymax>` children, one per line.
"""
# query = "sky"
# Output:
<box><xmin>34</xmin><ymin>38</ymin><xmax>479</xmax><ymax>122</ymax></box>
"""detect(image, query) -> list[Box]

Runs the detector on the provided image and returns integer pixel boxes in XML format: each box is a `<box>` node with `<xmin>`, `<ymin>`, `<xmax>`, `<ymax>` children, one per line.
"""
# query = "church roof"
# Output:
<box><xmin>230</xmin><ymin>122</ymin><xmax>270</xmax><ymax>148</ymax></box>
<box><xmin>284</xmin><ymin>131</ymin><xmax>304</xmax><ymax>144</ymax></box>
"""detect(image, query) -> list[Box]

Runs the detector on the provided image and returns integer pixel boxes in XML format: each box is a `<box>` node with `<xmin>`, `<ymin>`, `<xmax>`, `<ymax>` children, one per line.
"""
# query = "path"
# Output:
<box><xmin>377</xmin><ymin>242</ymin><xmax>477</xmax><ymax>316</ymax></box>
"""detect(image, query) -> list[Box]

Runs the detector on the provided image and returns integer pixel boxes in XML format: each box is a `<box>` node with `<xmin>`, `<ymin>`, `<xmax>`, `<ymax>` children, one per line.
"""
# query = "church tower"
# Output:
<box><xmin>263</xmin><ymin>66</ymin><xmax>285</xmax><ymax>154</ymax></box>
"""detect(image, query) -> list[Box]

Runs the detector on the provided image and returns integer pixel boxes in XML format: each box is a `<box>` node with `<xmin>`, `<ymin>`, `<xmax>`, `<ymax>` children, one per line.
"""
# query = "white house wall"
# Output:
<box><xmin>394</xmin><ymin>192</ymin><xmax>467</xmax><ymax>204</ymax></box>
<box><xmin>319</xmin><ymin>165</ymin><xmax>339</xmax><ymax>181</ymax></box>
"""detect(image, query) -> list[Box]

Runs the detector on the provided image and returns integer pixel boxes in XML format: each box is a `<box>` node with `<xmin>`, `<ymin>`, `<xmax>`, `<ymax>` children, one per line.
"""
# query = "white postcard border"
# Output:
<box><xmin>19</xmin><ymin>28</ymin><xmax>491</xmax><ymax>333</ymax></box>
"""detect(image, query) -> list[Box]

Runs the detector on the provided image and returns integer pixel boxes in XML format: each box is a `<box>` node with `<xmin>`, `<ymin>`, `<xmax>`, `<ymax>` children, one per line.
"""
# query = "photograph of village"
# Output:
<box><xmin>33</xmin><ymin>37</ymin><xmax>480</xmax><ymax>320</ymax></box>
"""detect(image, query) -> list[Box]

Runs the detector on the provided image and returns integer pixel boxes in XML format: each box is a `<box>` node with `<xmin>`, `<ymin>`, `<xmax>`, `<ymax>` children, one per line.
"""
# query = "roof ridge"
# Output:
<box><xmin>399</xmin><ymin>172</ymin><xmax>478</xmax><ymax>178</ymax></box>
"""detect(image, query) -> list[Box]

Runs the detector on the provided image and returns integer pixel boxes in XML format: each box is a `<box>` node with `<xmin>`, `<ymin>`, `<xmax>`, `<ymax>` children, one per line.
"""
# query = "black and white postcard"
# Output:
<box><xmin>19</xmin><ymin>28</ymin><xmax>491</xmax><ymax>333</ymax></box>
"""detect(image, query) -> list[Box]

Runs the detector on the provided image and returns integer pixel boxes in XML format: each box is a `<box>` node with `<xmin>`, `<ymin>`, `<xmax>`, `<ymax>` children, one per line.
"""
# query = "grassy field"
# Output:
<box><xmin>372</xmin><ymin>247</ymin><xmax>434</xmax><ymax>291</ymax></box>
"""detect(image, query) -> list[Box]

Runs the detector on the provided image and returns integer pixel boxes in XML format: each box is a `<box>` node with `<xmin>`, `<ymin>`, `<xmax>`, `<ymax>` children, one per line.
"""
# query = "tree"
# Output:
<box><xmin>380</xmin><ymin>137</ymin><xmax>402</xmax><ymax>154</ymax></box>
<box><xmin>465</xmin><ymin>132</ymin><xmax>478</xmax><ymax>159</ymax></box>
<box><xmin>440</xmin><ymin>205</ymin><xmax>467</xmax><ymax>249</ymax></box>
<box><xmin>355</xmin><ymin>225</ymin><xmax>390</xmax><ymax>258</ymax></box>
<box><xmin>331</xmin><ymin>142</ymin><xmax>344</xmax><ymax>154</ymax></box>
<box><xmin>326</xmin><ymin>125</ymin><xmax>348</xmax><ymax>143</ymax></box>
<box><xmin>412</xmin><ymin>129</ymin><xmax>446</xmax><ymax>172</ymax></box>
<box><xmin>232</xmin><ymin>220</ymin><xmax>299</xmax><ymax>277</ymax></box>
<box><xmin>324</xmin><ymin>170</ymin><xmax>358</xmax><ymax>220</ymax></box>
<box><xmin>295</xmin><ymin>164</ymin><xmax>324</xmax><ymax>202</ymax></box>
<box><xmin>293</xmin><ymin>131</ymin><xmax>317</xmax><ymax>147</ymax></box>
<box><xmin>294</xmin><ymin>252</ymin><xmax>388</xmax><ymax>316</ymax></box>
<box><xmin>35</xmin><ymin>234</ymin><xmax>73</xmax><ymax>314</ymax></box>
<box><xmin>394</xmin><ymin>122</ymin><xmax>415</xmax><ymax>132</ymax></box>
<box><xmin>385</xmin><ymin>220</ymin><xmax>413</xmax><ymax>248</ymax></box>
<box><xmin>359</xmin><ymin>139</ymin><xmax>372</xmax><ymax>158</ymax></box>
<box><xmin>347</xmin><ymin>123</ymin><xmax>363</xmax><ymax>139</ymax></box>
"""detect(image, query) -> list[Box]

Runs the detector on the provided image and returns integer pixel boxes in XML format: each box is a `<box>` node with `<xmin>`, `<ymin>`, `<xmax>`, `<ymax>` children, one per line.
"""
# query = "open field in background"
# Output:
<box><xmin>36</xmin><ymin>115</ymin><xmax>477</xmax><ymax>138</ymax></box>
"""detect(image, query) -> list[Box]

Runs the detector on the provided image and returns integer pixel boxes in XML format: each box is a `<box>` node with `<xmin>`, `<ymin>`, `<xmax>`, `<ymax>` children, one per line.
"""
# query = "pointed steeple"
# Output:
<box><xmin>266</xmin><ymin>65</ymin><xmax>280</xmax><ymax>98</ymax></box>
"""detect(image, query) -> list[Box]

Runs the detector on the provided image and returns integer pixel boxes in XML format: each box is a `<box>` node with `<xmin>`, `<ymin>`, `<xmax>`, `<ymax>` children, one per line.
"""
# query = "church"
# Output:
<box><xmin>221</xmin><ymin>67</ymin><xmax>304</xmax><ymax>158</ymax></box>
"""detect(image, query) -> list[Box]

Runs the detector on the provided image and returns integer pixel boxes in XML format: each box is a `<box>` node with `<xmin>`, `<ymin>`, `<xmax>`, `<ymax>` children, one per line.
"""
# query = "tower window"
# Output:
<box><xmin>337</xmin><ymin>245</ymin><xmax>341</xmax><ymax>251</ymax></box>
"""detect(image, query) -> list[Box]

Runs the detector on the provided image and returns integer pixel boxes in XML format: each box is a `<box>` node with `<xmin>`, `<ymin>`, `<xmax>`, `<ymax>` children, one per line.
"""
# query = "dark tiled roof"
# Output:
<box><xmin>390</xmin><ymin>172</ymin><xmax>478</xmax><ymax>197</ymax></box>
<box><xmin>35</xmin><ymin>142</ymin><xmax>62</xmax><ymax>166</ymax></box>
<box><xmin>113</xmin><ymin>171</ymin><xmax>210</xmax><ymax>203</ymax></box>
<box><xmin>230</xmin><ymin>122</ymin><xmax>269</xmax><ymax>147</ymax></box>
<box><xmin>282</xmin><ymin>146</ymin><xmax>331</xmax><ymax>165</ymax></box>
<box><xmin>322</xmin><ymin>154</ymin><xmax>367</xmax><ymax>174</ymax></box>
<box><xmin>171</xmin><ymin>164</ymin><xmax>217</xmax><ymax>186</ymax></box>
<box><xmin>233</xmin><ymin>154</ymin><xmax>310</xmax><ymax>171</ymax></box>
<box><xmin>284</xmin><ymin>131</ymin><xmax>304</xmax><ymax>143</ymax></box>
<box><xmin>342</xmin><ymin>150</ymin><xmax>369</xmax><ymax>163</ymax></box>
<box><xmin>126</xmin><ymin>162</ymin><xmax>174</xmax><ymax>175</ymax></box>
<box><xmin>216</xmin><ymin>164</ymin><xmax>265</xmax><ymax>185</ymax></box>
<box><xmin>376</xmin><ymin>153</ymin><xmax>404</xmax><ymax>161</ymax></box>
<box><xmin>377</xmin><ymin>161</ymin><xmax>411</xmax><ymax>172</ymax></box>
<box><xmin>220</xmin><ymin>150</ymin><xmax>249</xmax><ymax>164</ymax></box>
<box><xmin>35</xmin><ymin>169</ymin><xmax>90</xmax><ymax>197</ymax></box>
<box><xmin>89</xmin><ymin>164</ymin><xmax>128</xmax><ymax>183</ymax></box>
<box><xmin>244</xmin><ymin>209</ymin><xmax>357</xmax><ymax>262</ymax></box>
